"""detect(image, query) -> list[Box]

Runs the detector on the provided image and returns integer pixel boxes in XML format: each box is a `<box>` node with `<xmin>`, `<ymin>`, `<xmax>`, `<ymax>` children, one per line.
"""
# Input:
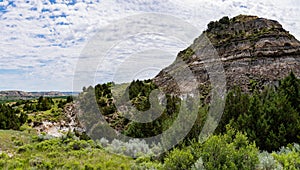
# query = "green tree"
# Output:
<box><xmin>279</xmin><ymin>72</ymin><xmax>300</xmax><ymax>112</ymax></box>
<box><xmin>215</xmin><ymin>87</ymin><xmax>249</xmax><ymax>134</ymax></box>
<box><xmin>0</xmin><ymin>104</ymin><xmax>27</xmax><ymax>130</ymax></box>
<box><xmin>66</xmin><ymin>96</ymin><xmax>73</xmax><ymax>103</ymax></box>
<box><xmin>37</xmin><ymin>96</ymin><xmax>53</xmax><ymax>111</ymax></box>
<box><xmin>216</xmin><ymin>73</ymin><xmax>300</xmax><ymax>151</ymax></box>
<box><xmin>219</xmin><ymin>16</ymin><xmax>230</xmax><ymax>25</ymax></box>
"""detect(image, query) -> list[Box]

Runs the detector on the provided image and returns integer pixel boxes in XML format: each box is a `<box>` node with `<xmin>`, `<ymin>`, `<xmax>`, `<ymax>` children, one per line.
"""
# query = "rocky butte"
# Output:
<box><xmin>153</xmin><ymin>15</ymin><xmax>300</xmax><ymax>96</ymax></box>
<box><xmin>76</xmin><ymin>15</ymin><xmax>300</xmax><ymax>138</ymax></box>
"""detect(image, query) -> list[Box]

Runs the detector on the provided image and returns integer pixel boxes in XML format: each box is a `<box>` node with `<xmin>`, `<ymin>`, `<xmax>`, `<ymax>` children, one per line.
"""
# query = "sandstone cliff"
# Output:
<box><xmin>154</xmin><ymin>15</ymin><xmax>300</xmax><ymax>95</ymax></box>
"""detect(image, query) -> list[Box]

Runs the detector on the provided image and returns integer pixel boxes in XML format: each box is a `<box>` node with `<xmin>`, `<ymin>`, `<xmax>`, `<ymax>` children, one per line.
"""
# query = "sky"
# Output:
<box><xmin>0</xmin><ymin>0</ymin><xmax>300</xmax><ymax>91</ymax></box>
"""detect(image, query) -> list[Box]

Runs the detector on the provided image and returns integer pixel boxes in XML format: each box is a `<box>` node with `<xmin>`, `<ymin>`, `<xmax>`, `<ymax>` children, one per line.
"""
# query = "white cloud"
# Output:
<box><xmin>0</xmin><ymin>0</ymin><xmax>299</xmax><ymax>91</ymax></box>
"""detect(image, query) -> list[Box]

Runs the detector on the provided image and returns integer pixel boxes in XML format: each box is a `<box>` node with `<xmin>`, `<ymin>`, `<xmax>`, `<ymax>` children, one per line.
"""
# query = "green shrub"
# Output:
<box><xmin>35</xmin><ymin>138</ymin><xmax>61</xmax><ymax>151</ymax></box>
<box><xmin>0</xmin><ymin>159</ymin><xmax>6</xmax><ymax>169</ymax></box>
<box><xmin>68</xmin><ymin>140</ymin><xmax>90</xmax><ymax>150</ymax></box>
<box><xmin>63</xmin><ymin>161</ymin><xmax>81</xmax><ymax>169</ymax></box>
<box><xmin>17</xmin><ymin>144</ymin><xmax>33</xmax><ymax>153</ymax></box>
<box><xmin>164</xmin><ymin>148</ymin><xmax>195</xmax><ymax>170</ymax></box>
<box><xmin>0</xmin><ymin>152</ymin><xmax>9</xmax><ymax>159</ymax></box>
<box><xmin>272</xmin><ymin>144</ymin><xmax>300</xmax><ymax>169</ymax></box>
<box><xmin>6</xmin><ymin>159</ymin><xmax>24</xmax><ymax>169</ymax></box>
<box><xmin>132</xmin><ymin>156</ymin><xmax>163</xmax><ymax>170</ymax></box>
<box><xmin>13</xmin><ymin>139</ymin><xmax>24</xmax><ymax>146</ymax></box>
<box><xmin>178</xmin><ymin>47</ymin><xmax>195</xmax><ymax>61</ymax></box>
<box><xmin>84</xmin><ymin>164</ymin><xmax>94</xmax><ymax>170</ymax></box>
<box><xmin>199</xmin><ymin>126</ymin><xmax>259</xmax><ymax>170</ymax></box>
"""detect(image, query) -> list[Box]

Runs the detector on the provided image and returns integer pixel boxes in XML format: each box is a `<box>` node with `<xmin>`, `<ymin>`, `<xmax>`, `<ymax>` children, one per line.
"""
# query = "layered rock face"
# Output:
<box><xmin>154</xmin><ymin>15</ymin><xmax>300</xmax><ymax>95</ymax></box>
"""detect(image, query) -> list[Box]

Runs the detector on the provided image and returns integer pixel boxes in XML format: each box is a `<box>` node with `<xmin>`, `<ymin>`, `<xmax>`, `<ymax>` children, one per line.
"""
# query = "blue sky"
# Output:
<box><xmin>0</xmin><ymin>0</ymin><xmax>300</xmax><ymax>91</ymax></box>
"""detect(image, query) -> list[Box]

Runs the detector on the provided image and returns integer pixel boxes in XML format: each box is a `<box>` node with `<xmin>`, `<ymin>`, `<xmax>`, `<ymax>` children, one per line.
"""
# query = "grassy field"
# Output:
<box><xmin>0</xmin><ymin>130</ymin><xmax>135</xmax><ymax>170</ymax></box>
<box><xmin>0</xmin><ymin>130</ymin><xmax>35</xmax><ymax>152</ymax></box>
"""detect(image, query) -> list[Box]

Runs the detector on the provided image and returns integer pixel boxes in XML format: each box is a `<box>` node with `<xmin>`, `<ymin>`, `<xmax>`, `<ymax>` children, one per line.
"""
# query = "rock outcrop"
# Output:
<box><xmin>154</xmin><ymin>15</ymin><xmax>300</xmax><ymax>95</ymax></box>
<box><xmin>33</xmin><ymin>103</ymin><xmax>84</xmax><ymax>137</ymax></box>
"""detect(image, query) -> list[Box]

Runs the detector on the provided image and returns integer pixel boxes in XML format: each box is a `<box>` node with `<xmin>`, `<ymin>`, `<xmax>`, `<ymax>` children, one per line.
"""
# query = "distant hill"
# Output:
<box><xmin>0</xmin><ymin>90</ymin><xmax>79</xmax><ymax>99</ymax></box>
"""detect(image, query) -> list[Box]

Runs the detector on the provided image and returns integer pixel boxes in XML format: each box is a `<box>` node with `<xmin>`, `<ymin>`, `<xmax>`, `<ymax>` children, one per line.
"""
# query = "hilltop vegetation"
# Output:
<box><xmin>82</xmin><ymin>72</ymin><xmax>300</xmax><ymax>152</ymax></box>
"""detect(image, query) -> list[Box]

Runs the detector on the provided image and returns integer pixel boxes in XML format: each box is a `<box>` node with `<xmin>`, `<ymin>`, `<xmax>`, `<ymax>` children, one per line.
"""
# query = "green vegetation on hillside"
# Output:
<box><xmin>0</xmin><ymin>73</ymin><xmax>300</xmax><ymax>169</ymax></box>
<box><xmin>0</xmin><ymin>95</ymin><xmax>74</xmax><ymax>131</ymax></box>
<box><xmin>0</xmin><ymin>131</ymin><xmax>134</xmax><ymax>169</ymax></box>
<box><xmin>216</xmin><ymin>72</ymin><xmax>300</xmax><ymax>152</ymax></box>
